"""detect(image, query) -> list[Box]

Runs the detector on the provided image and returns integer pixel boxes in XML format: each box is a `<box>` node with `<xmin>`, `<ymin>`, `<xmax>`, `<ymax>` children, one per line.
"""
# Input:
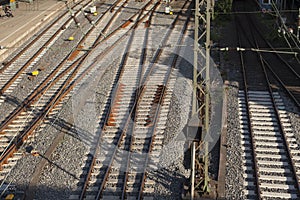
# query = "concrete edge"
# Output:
<box><xmin>217</xmin><ymin>80</ymin><xmax>229</xmax><ymax>199</ymax></box>
<box><xmin>0</xmin><ymin>2</ymin><xmax>66</xmax><ymax>63</ymax></box>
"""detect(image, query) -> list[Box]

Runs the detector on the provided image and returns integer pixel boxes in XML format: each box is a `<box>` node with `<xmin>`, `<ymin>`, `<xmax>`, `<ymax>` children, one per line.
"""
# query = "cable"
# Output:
<box><xmin>213</xmin><ymin>46</ymin><xmax>299</xmax><ymax>54</ymax></box>
<box><xmin>215</xmin><ymin>9</ymin><xmax>299</xmax><ymax>15</ymax></box>
<box><xmin>270</xmin><ymin>0</ymin><xmax>300</xmax><ymax>63</ymax></box>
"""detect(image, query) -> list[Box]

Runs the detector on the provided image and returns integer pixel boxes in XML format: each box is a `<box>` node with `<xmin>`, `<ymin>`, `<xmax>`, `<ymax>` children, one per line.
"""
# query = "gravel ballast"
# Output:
<box><xmin>0</xmin><ymin>1</ymin><xmax>226</xmax><ymax>199</ymax></box>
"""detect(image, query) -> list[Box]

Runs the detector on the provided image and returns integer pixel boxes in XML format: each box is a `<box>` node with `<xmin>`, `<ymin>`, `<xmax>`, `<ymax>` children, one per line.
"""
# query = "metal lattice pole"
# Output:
<box><xmin>191</xmin><ymin>0</ymin><xmax>212</xmax><ymax>198</ymax></box>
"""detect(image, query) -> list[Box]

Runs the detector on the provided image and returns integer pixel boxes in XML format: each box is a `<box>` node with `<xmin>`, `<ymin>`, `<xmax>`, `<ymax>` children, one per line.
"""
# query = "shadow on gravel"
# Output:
<box><xmin>7</xmin><ymin>167</ymin><xmax>186</xmax><ymax>200</ymax></box>
<box><xmin>1</xmin><ymin>183</ymin><xmax>72</xmax><ymax>200</ymax></box>
<box><xmin>47</xmin><ymin>116</ymin><xmax>95</xmax><ymax>145</ymax></box>
<box><xmin>38</xmin><ymin>153</ymin><xmax>79</xmax><ymax>180</ymax></box>
<box><xmin>1</xmin><ymin>94</ymin><xmax>23</xmax><ymax>107</ymax></box>
<box><xmin>148</xmin><ymin>168</ymin><xmax>187</xmax><ymax>200</ymax></box>
<box><xmin>29</xmin><ymin>186</ymin><xmax>69</xmax><ymax>200</ymax></box>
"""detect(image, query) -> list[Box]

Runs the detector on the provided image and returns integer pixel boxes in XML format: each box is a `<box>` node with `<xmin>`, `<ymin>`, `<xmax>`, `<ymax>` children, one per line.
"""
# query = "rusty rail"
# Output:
<box><xmin>0</xmin><ymin>0</ymin><xmax>127</xmax><ymax>132</ymax></box>
<box><xmin>81</xmin><ymin>0</ymin><xmax>190</xmax><ymax>199</ymax></box>
<box><xmin>0</xmin><ymin>0</ymin><xmax>88</xmax><ymax>74</ymax></box>
<box><xmin>137</xmin><ymin>1</ymin><xmax>191</xmax><ymax>198</ymax></box>
<box><xmin>92</xmin><ymin>0</ymin><xmax>129</xmax><ymax>47</ymax></box>
<box><xmin>0</xmin><ymin>0</ymin><xmax>132</xmax><ymax>168</ymax></box>
<box><xmin>121</xmin><ymin>4</ymin><xmax>160</xmax><ymax>198</ymax></box>
<box><xmin>78</xmin><ymin>2</ymin><xmax>158</xmax><ymax>199</ymax></box>
<box><xmin>0</xmin><ymin>0</ymin><xmax>92</xmax><ymax>95</ymax></box>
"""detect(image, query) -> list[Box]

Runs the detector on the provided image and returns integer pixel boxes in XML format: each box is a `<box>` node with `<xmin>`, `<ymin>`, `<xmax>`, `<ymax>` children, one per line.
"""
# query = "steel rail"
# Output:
<box><xmin>0</xmin><ymin>0</ymin><xmax>130</xmax><ymax>168</ymax></box>
<box><xmin>97</xmin><ymin>7</ymin><xmax>145</xmax><ymax>196</ymax></box>
<box><xmin>137</xmin><ymin>2</ymin><xmax>192</xmax><ymax>198</ymax></box>
<box><xmin>97</xmin><ymin>0</ymin><xmax>187</xmax><ymax>196</ymax></box>
<box><xmin>247</xmin><ymin>13</ymin><xmax>300</xmax><ymax>79</ymax></box>
<box><xmin>0</xmin><ymin>6</ymin><xmax>85</xmax><ymax>95</ymax></box>
<box><xmin>249</xmin><ymin>25</ymin><xmax>300</xmax><ymax>199</ymax></box>
<box><xmin>94</xmin><ymin>1</ymin><xmax>190</xmax><ymax>199</ymax></box>
<box><xmin>110</xmin><ymin>0</ymin><xmax>123</xmax><ymax>12</ymax></box>
<box><xmin>255</xmin><ymin>45</ymin><xmax>300</xmax><ymax>200</ymax></box>
<box><xmin>0</xmin><ymin>55</ymin><xmax>85</xmax><ymax>168</ymax></box>
<box><xmin>94</xmin><ymin>9</ymin><xmax>149</xmax><ymax>200</ymax></box>
<box><xmin>0</xmin><ymin>41</ymin><xmax>78</xmax><ymax>133</ymax></box>
<box><xmin>261</xmin><ymin>58</ymin><xmax>300</xmax><ymax>108</ymax></box>
<box><xmin>84</xmin><ymin>3</ymin><xmax>157</xmax><ymax>199</ymax></box>
<box><xmin>0</xmin><ymin>0</ymin><xmax>88</xmax><ymax>73</ymax></box>
<box><xmin>0</xmin><ymin>0</ymin><xmax>125</xmax><ymax>133</ymax></box>
<box><xmin>12</xmin><ymin>2</ymin><xmax>148</xmax><ymax>164</ymax></box>
<box><xmin>247</xmin><ymin>15</ymin><xmax>300</xmax><ymax>108</ymax></box>
<box><xmin>47</xmin><ymin>1</ymin><xmax>157</xmax><ymax>199</ymax></box>
<box><xmin>1</xmin><ymin>0</ymin><xmax>175</xmax><ymax>175</ymax></box>
<box><xmin>93</xmin><ymin>0</ymin><xmax>129</xmax><ymax>44</ymax></box>
<box><xmin>0</xmin><ymin>0</ymin><xmax>95</xmax><ymax>102</ymax></box>
<box><xmin>253</xmin><ymin>23</ymin><xmax>300</xmax><ymax>79</ymax></box>
<box><xmin>235</xmin><ymin>10</ymin><xmax>300</xmax><ymax>108</ymax></box>
<box><xmin>233</xmin><ymin>4</ymin><xmax>262</xmax><ymax>199</ymax></box>
<box><xmin>121</xmin><ymin>4</ymin><xmax>159</xmax><ymax>199</ymax></box>
<box><xmin>32</xmin><ymin>2</ymin><xmax>188</xmax><ymax>199</ymax></box>
<box><xmin>258</xmin><ymin>54</ymin><xmax>300</xmax><ymax>198</ymax></box>
<box><xmin>0</xmin><ymin>49</ymin><xmax>84</xmax><ymax>134</ymax></box>
<box><xmin>0</xmin><ymin>0</ymin><xmax>161</xmax><ymax>195</ymax></box>
<box><xmin>235</xmin><ymin>1</ymin><xmax>300</xmax><ymax>198</ymax></box>
<box><xmin>58</xmin><ymin>0</ymin><xmax>159</xmax><ymax>101</ymax></box>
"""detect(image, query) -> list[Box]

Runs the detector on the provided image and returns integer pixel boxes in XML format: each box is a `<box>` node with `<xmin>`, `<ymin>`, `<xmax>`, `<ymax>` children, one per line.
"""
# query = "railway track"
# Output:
<box><xmin>248</xmin><ymin>19</ymin><xmax>300</xmax><ymax>108</ymax></box>
<box><xmin>238</xmin><ymin>91</ymin><xmax>300</xmax><ymax>199</ymax></box>
<box><xmin>0</xmin><ymin>0</ymin><xmax>147</xmax><ymax>183</ymax></box>
<box><xmin>0</xmin><ymin>0</ymin><xmax>91</xmax><ymax>105</ymax></box>
<box><xmin>0</xmin><ymin>0</ymin><xmax>172</xmax><ymax>197</ymax></box>
<box><xmin>0</xmin><ymin>0</ymin><xmax>132</xmax><ymax>129</ymax></box>
<box><xmin>234</xmin><ymin>1</ymin><xmax>300</xmax><ymax>199</ymax></box>
<box><xmin>238</xmin><ymin>0</ymin><xmax>300</xmax><ymax>106</ymax></box>
<box><xmin>69</xmin><ymin>0</ymin><xmax>192</xmax><ymax>199</ymax></box>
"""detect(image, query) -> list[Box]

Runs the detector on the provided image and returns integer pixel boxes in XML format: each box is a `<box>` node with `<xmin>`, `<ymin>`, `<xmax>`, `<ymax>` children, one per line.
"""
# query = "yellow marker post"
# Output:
<box><xmin>31</xmin><ymin>70</ymin><xmax>39</xmax><ymax>76</ymax></box>
<box><xmin>93</xmin><ymin>12</ymin><xmax>98</xmax><ymax>16</ymax></box>
<box><xmin>68</xmin><ymin>36</ymin><xmax>74</xmax><ymax>41</ymax></box>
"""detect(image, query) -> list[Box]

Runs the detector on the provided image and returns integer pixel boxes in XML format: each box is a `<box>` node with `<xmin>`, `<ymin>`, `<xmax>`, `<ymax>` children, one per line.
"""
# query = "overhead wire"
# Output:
<box><xmin>270</xmin><ymin>0</ymin><xmax>300</xmax><ymax>63</ymax></box>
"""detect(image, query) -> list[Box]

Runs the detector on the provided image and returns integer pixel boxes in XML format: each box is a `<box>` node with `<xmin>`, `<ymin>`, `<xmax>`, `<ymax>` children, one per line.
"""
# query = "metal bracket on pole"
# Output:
<box><xmin>191</xmin><ymin>0</ymin><xmax>213</xmax><ymax>198</ymax></box>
